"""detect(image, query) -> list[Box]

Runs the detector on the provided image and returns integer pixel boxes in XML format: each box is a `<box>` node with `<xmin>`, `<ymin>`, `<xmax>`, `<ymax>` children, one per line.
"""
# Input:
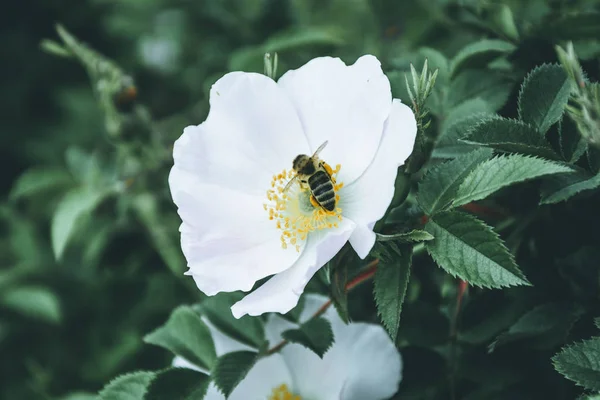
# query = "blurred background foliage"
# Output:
<box><xmin>2</xmin><ymin>0</ymin><xmax>600</xmax><ymax>399</ymax></box>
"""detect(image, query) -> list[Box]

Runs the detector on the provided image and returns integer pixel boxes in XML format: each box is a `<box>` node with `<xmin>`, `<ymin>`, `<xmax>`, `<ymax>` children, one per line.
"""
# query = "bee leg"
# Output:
<box><xmin>309</xmin><ymin>195</ymin><xmax>321</xmax><ymax>209</ymax></box>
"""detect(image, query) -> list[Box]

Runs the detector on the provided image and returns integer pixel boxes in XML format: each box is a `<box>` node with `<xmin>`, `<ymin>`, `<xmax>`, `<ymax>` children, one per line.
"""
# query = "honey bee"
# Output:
<box><xmin>284</xmin><ymin>141</ymin><xmax>337</xmax><ymax>212</ymax></box>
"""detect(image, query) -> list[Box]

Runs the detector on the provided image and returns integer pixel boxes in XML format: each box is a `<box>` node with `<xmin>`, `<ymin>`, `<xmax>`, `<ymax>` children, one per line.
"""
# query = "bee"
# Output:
<box><xmin>284</xmin><ymin>140</ymin><xmax>337</xmax><ymax>212</ymax></box>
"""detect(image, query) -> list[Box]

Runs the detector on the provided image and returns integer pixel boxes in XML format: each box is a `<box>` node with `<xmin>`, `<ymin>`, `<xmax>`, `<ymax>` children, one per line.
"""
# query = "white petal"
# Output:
<box><xmin>278</xmin><ymin>55</ymin><xmax>392</xmax><ymax>185</ymax></box>
<box><xmin>228</xmin><ymin>354</ymin><xmax>293</xmax><ymax>400</ymax></box>
<box><xmin>231</xmin><ymin>219</ymin><xmax>356</xmax><ymax>318</ymax></box>
<box><xmin>283</xmin><ymin>311</ymin><xmax>402</xmax><ymax>400</ymax></box>
<box><xmin>171</xmin><ymin>71</ymin><xmax>309</xmax><ymax>197</ymax></box>
<box><xmin>170</xmin><ymin>169</ymin><xmax>302</xmax><ymax>295</ymax></box>
<box><xmin>348</xmin><ymin>224</ymin><xmax>376</xmax><ymax>259</ymax></box>
<box><xmin>340</xmin><ymin>100</ymin><xmax>417</xmax><ymax>258</ymax></box>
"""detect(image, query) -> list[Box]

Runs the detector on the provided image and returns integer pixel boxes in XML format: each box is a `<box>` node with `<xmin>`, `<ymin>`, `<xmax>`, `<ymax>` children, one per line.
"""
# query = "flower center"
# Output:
<box><xmin>268</xmin><ymin>384</ymin><xmax>301</xmax><ymax>400</ymax></box>
<box><xmin>264</xmin><ymin>163</ymin><xmax>344</xmax><ymax>252</ymax></box>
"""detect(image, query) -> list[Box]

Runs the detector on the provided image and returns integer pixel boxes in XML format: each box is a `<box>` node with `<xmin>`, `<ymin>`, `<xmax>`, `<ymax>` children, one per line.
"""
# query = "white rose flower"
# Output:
<box><xmin>173</xmin><ymin>294</ymin><xmax>403</xmax><ymax>400</ymax></box>
<box><xmin>169</xmin><ymin>55</ymin><xmax>417</xmax><ymax>318</ymax></box>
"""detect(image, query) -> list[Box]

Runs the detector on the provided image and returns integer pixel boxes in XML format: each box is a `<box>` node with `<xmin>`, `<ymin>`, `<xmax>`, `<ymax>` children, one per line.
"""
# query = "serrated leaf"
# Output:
<box><xmin>200</xmin><ymin>293</ymin><xmax>265</xmax><ymax>348</ymax></box>
<box><xmin>489</xmin><ymin>303</ymin><xmax>582</xmax><ymax>352</ymax></box>
<box><xmin>9</xmin><ymin>167</ymin><xmax>73</xmax><ymax>200</ymax></box>
<box><xmin>418</xmin><ymin>148</ymin><xmax>494</xmax><ymax>215</ymax></box>
<box><xmin>518</xmin><ymin>64</ymin><xmax>572</xmax><ymax>134</ymax></box>
<box><xmin>425</xmin><ymin>211</ymin><xmax>530</xmax><ymax>288</ymax></box>
<box><xmin>540</xmin><ymin>170</ymin><xmax>600</xmax><ymax>204</ymax></box>
<box><xmin>447</xmin><ymin>69</ymin><xmax>513</xmax><ymax>111</ymax></box>
<box><xmin>98</xmin><ymin>371</ymin><xmax>155</xmax><ymax>400</ymax></box>
<box><xmin>452</xmin><ymin>154</ymin><xmax>573</xmax><ymax>207</ymax></box>
<box><xmin>0</xmin><ymin>286</ymin><xmax>62</xmax><ymax>324</ymax></box>
<box><xmin>374</xmin><ymin>243</ymin><xmax>413</xmax><ymax>341</ymax></box>
<box><xmin>145</xmin><ymin>368</ymin><xmax>210</xmax><ymax>400</ymax></box>
<box><xmin>144</xmin><ymin>306</ymin><xmax>216</xmax><ymax>371</ymax></box>
<box><xmin>553</xmin><ymin>337</ymin><xmax>600</xmax><ymax>391</ymax></box>
<box><xmin>376</xmin><ymin>230</ymin><xmax>434</xmax><ymax>243</ymax></box>
<box><xmin>559</xmin><ymin>117</ymin><xmax>588</xmax><ymax>163</ymax></box>
<box><xmin>595</xmin><ymin>317</ymin><xmax>600</xmax><ymax>330</ymax></box>
<box><xmin>282</xmin><ymin>317</ymin><xmax>334</xmax><ymax>358</ymax></box>
<box><xmin>462</xmin><ymin>117</ymin><xmax>560</xmax><ymax>159</ymax></box>
<box><xmin>435</xmin><ymin>98</ymin><xmax>494</xmax><ymax>158</ymax></box>
<box><xmin>212</xmin><ymin>351</ymin><xmax>259</xmax><ymax>398</ymax></box>
<box><xmin>52</xmin><ymin>187</ymin><xmax>113</xmax><ymax>260</ymax></box>
<box><xmin>330</xmin><ymin>261</ymin><xmax>349</xmax><ymax>323</ymax></box>
<box><xmin>450</xmin><ymin>39</ymin><xmax>515</xmax><ymax>77</ymax></box>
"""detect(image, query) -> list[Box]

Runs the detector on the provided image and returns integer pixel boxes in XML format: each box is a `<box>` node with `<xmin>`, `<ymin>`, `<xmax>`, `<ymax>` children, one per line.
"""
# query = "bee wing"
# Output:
<box><xmin>284</xmin><ymin>175</ymin><xmax>298</xmax><ymax>192</ymax></box>
<box><xmin>312</xmin><ymin>140</ymin><xmax>329</xmax><ymax>158</ymax></box>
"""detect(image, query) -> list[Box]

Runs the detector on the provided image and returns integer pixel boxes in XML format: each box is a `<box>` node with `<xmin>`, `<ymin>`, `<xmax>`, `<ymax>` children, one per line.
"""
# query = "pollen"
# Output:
<box><xmin>268</xmin><ymin>384</ymin><xmax>301</xmax><ymax>400</ymax></box>
<box><xmin>264</xmin><ymin>165</ymin><xmax>343</xmax><ymax>252</ymax></box>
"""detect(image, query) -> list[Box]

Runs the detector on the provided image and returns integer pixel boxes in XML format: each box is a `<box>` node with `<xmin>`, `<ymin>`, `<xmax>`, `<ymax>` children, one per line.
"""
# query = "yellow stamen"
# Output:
<box><xmin>268</xmin><ymin>384</ymin><xmax>301</xmax><ymax>400</ymax></box>
<box><xmin>264</xmin><ymin>164</ymin><xmax>344</xmax><ymax>252</ymax></box>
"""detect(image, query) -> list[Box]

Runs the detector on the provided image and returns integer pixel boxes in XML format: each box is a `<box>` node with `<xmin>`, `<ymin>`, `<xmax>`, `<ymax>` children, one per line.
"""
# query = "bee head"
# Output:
<box><xmin>292</xmin><ymin>154</ymin><xmax>316</xmax><ymax>175</ymax></box>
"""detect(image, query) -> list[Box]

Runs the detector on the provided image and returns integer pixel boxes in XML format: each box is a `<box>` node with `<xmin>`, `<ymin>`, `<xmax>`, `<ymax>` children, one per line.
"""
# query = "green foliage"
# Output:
<box><xmin>425</xmin><ymin>211</ymin><xmax>530</xmax><ymax>288</ymax></box>
<box><xmin>5</xmin><ymin>1</ymin><xmax>600</xmax><ymax>399</ymax></box>
<box><xmin>540</xmin><ymin>170</ymin><xmax>600</xmax><ymax>204</ymax></box>
<box><xmin>451</xmin><ymin>154</ymin><xmax>573</xmax><ymax>207</ymax></box>
<box><xmin>282</xmin><ymin>317</ymin><xmax>334</xmax><ymax>358</ymax></box>
<box><xmin>0</xmin><ymin>285</ymin><xmax>62</xmax><ymax>324</ymax></box>
<box><xmin>553</xmin><ymin>338</ymin><xmax>600</xmax><ymax>391</ymax></box>
<box><xmin>450</xmin><ymin>39</ymin><xmax>516</xmax><ymax>77</ymax></box>
<box><xmin>374</xmin><ymin>243</ymin><xmax>413</xmax><ymax>341</ymax></box>
<box><xmin>489</xmin><ymin>303</ymin><xmax>582</xmax><ymax>352</ymax></box>
<box><xmin>144</xmin><ymin>306</ymin><xmax>217</xmax><ymax>371</ymax></box>
<box><xmin>463</xmin><ymin>117</ymin><xmax>560</xmax><ymax>159</ymax></box>
<box><xmin>418</xmin><ymin>148</ymin><xmax>494</xmax><ymax>215</ymax></box>
<box><xmin>145</xmin><ymin>368</ymin><xmax>210</xmax><ymax>400</ymax></box>
<box><xmin>518</xmin><ymin>64</ymin><xmax>572</xmax><ymax>134</ymax></box>
<box><xmin>212</xmin><ymin>351</ymin><xmax>260</xmax><ymax>398</ymax></box>
<box><xmin>98</xmin><ymin>371</ymin><xmax>154</xmax><ymax>400</ymax></box>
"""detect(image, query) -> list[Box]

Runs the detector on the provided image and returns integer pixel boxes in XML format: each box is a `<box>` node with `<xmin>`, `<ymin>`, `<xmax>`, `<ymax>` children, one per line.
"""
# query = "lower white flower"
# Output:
<box><xmin>173</xmin><ymin>295</ymin><xmax>402</xmax><ymax>400</ymax></box>
<box><xmin>169</xmin><ymin>54</ymin><xmax>417</xmax><ymax>318</ymax></box>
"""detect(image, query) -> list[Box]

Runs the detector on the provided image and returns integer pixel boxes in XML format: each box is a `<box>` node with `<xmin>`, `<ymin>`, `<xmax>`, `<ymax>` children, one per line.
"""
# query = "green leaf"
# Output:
<box><xmin>374</xmin><ymin>243</ymin><xmax>413</xmax><ymax>341</ymax></box>
<box><xmin>434</xmin><ymin>98</ymin><xmax>494</xmax><ymax>158</ymax></box>
<box><xmin>418</xmin><ymin>148</ymin><xmax>494</xmax><ymax>215</ymax></box>
<box><xmin>282</xmin><ymin>317</ymin><xmax>334</xmax><ymax>358</ymax></box>
<box><xmin>98</xmin><ymin>371</ymin><xmax>155</xmax><ymax>400</ymax></box>
<box><xmin>559</xmin><ymin>117</ymin><xmax>588</xmax><ymax>163</ymax></box>
<box><xmin>447</xmin><ymin>69</ymin><xmax>513</xmax><ymax>111</ymax></box>
<box><xmin>52</xmin><ymin>187</ymin><xmax>113</xmax><ymax>260</ymax></box>
<box><xmin>9</xmin><ymin>167</ymin><xmax>73</xmax><ymax>200</ymax></box>
<box><xmin>144</xmin><ymin>306</ymin><xmax>216</xmax><ymax>371</ymax></box>
<box><xmin>200</xmin><ymin>293</ymin><xmax>265</xmax><ymax>349</ymax></box>
<box><xmin>553</xmin><ymin>337</ymin><xmax>600</xmax><ymax>391</ymax></box>
<box><xmin>376</xmin><ymin>230</ymin><xmax>434</xmax><ymax>243</ymax></box>
<box><xmin>0</xmin><ymin>286</ymin><xmax>62</xmax><ymax>324</ymax></box>
<box><xmin>212</xmin><ymin>351</ymin><xmax>259</xmax><ymax>398</ymax></box>
<box><xmin>329</xmin><ymin>260</ymin><xmax>349</xmax><ymax>323</ymax></box>
<box><xmin>540</xmin><ymin>171</ymin><xmax>600</xmax><ymax>204</ymax></box>
<box><xmin>145</xmin><ymin>368</ymin><xmax>210</xmax><ymax>400</ymax></box>
<box><xmin>425</xmin><ymin>211</ymin><xmax>530</xmax><ymax>288</ymax></box>
<box><xmin>518</xmin><ymin>64</ymin><xmax>572</xmax><ymax>134</ymax></box>
<box><xmin>489</xmin><ymin>303</ymin><xmax>582</xmax><ymax>352</ymax></box>
<box><xmin>462</xmin><ymin>117</ymin><xmax>560</xmax><ymax>159</ymax></box>
<box><xmin>452</xmin><ymin>154</ymin><xmax>573</xmax><ymax>208</ymax></box>
<box><xmin>450</xmin><ymin>39</ymin><xmax>515</xmax><ymax>77</ymax></box>
<box><xmin>594</xmin><ymin>317</ymin><xmax>600</xmax><ymax>330</ymax></box>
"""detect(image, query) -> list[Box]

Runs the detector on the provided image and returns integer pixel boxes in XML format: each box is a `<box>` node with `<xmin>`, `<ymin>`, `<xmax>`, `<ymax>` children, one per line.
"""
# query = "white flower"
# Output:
<box><xmin>173</xmin><ymin>294</ymin><xmax>403</xmax><ymax>400</ymax></box>
<box><xmin>169</xmin><ymin>55</ymin><xmax>417</xmax><ymax>318</ymax></box>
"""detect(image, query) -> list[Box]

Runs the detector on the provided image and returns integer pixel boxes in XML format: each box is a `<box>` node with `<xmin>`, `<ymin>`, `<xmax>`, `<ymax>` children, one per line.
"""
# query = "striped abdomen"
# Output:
<box><xmin>308</xmin><ymin>170</ymin><xmax>336</xmax><ymax>212</ymax></box>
